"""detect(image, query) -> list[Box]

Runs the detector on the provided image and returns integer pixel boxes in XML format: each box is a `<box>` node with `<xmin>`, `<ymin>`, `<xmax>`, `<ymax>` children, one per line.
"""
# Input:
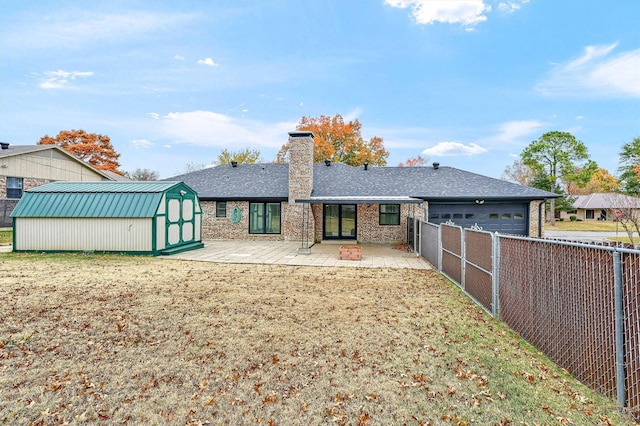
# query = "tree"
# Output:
<box><xmin>178</xmin><ymin>161</ymin><xmax>209</xmax><ymax>175</ymax></box>
<box><xmin>275</xmin><ymin>114</ymin><xmax>389</xmax><ymax>166</ymax></box>
<box><xmin>521</xmin><ymin>131</ymin><xmax>594</xmax><ymax>225</ymax></box>
<box><xmin>618</xmin><ymin>136</ymin><xmax>640</xmax><ymax>196</ymax></box>
<box><xmin>566</xmin><ymin>168</ymin><xmax>620</xmax><ymax>195</ymax></box>
<box><xmin>126</xmin><ymin>168</ymin><xmax>159</xmax><ymax>181</ymax></box>
<box><xmin>215</xmin><ymin>148</ymin><xmax>262</xmax><ymax>165</ymax></box>
<box><xmin>605</xmin><ymin>193</ymin><xmax>640</xmax><ymax>247</ymax></box>
<box><xmin>38</xmin><ymin>129</ymin><xmax>121</xmax><ymax>173</ymax></box>
<box><xmin>398</xmin><ymin>155</ymin><xmax>427</xmax><ymax>167</ymax></box>
<box><xmin>501</xmin><ymin>160</ymin><xmax>535</xmax><ymax>186</ymax></box>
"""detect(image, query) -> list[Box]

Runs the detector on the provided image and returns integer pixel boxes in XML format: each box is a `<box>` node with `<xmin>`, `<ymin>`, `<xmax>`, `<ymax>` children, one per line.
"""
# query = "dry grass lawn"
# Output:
<box><xmin>0</xmin><ymin>254</ymin><xmax>630</xmax><ymax>425</ymax></box>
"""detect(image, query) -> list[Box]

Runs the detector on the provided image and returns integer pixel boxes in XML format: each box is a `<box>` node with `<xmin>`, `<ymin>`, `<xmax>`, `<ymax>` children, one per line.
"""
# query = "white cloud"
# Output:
<box><xmin>537</xmin><ymin>43</ymin><xmax>640</xmax><ymax>98</ymax></box>
<box><xmin>494</xmin><ymin>120</ymin><xmax>544</xmax><ymax>143</ymax></box>
<box><xmin>343</xmin><ymin>107</ymin><xmax>363</xmax><ymax>123</ymax></box>
<box><xmin>422</xmin><ymin>141</ymin><xmax>487</xmax><ymax>156</ymax></box>
<box><xmin>385</xmin><ymin>0</ymin><xmax>491</xmax><ymax>27</ymax></box>
<box><xmin>131</xmin><ymin>139</ymin><xmax>154</xmax><ymax>149</ymax></box>
<box><xmin>38</xmin><ymin>70</ymin><xmax>94</xmax><ymax>89</ymax></box>
<box><xmin>159</xmin><ymin>110</ymin><xmax>296</xmax><ymax>149</ymax></box>
<box><xmin>5</xmin><ymin>11</ymin><xmax>196</xmax><ymax>50</ymax></box>
<box><xmin>575</xmin><ymin>115</ymin><xmax>584</xmax><ymax>120</ymax></box>
<box><xmin>197</xmin><ymin>57</ymin><xmax>219</xmax><ymax>67</ymax></box>
<box><xmin>174</xmin><ymin>54</ymin><xmax>186</xmax><ymax>61</ymax></box>
<box><xmin>497</xmin><ymin>0</ymin><xmax>529</xmax><ymax>14</ymax></box>
<box><xmin>147</xmin><ymin>113</ymin><xmax>160</xmax><ymax>120</ymax></box>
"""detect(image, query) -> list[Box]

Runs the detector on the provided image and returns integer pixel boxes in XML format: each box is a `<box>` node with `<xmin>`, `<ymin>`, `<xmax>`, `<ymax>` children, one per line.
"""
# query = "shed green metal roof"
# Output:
<box><xmin>11</xmin><ymin>181</ymin><xmax>192</xmax><ymax>218</ymax></box>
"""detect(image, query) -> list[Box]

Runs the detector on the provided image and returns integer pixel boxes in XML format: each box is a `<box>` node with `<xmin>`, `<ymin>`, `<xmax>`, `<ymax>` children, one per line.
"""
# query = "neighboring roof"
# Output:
<box><xmin>0</xmin><ymin>144</ymin><xmax>115</xmax><ymax>181</ymax></box>
<box><xmin>572</xmin><ymin>193</ymin><xmax>640</xmax><ymax>209</ymax></box>
<box><xmin>101</xmin><ymin>170</ymin><xmax>130</xmax><ymax>181</ymax></box>
<box><xmin>168</xmin><ymin>163</ymin><xmax>289</xmax><ymax>200</ymax></box>
<box><xmin>11</xmin><ymin>181</ymin><xmax>188</xmax><ymax>218</ymax></box>
<box><xmin>166</xmin><ymin>162</ymin><xmax>558</xmax><ymax>202</ymax></box>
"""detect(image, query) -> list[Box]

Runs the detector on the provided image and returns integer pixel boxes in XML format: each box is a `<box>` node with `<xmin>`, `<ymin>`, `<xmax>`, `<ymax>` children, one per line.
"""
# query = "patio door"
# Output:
<box><xmin>323</xmin><ymin>204</ymin><xmax>357</xmax><ymax>239</ymax></box>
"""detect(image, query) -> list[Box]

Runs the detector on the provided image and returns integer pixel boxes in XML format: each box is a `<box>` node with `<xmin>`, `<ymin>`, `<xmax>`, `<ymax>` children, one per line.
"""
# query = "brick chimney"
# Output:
<box><xmin>284</xmin><ymin>131</ymin><xmax>315</xmax><ymax>241</ymax></box>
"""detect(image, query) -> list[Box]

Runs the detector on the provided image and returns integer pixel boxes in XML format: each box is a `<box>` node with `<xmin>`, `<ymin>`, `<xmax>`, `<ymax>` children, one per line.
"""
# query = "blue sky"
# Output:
<box><xmin>1</xmin><ymin>0</ymin><xmax>639</xmax><ymax>179</ymax></box>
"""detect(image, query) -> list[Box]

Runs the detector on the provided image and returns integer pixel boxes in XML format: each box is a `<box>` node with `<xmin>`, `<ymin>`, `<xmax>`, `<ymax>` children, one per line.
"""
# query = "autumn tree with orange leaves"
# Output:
<box><xmin>276</xmin><ymin>114</ymin><xmax>389</xmax><ymax>166</ymax></box>
<box><xmin>398</xmin><ymin>155</ymin><xmax>428</xmax><ymax>167</ymax></box>
<box><xmin>38</xmin><ymin>129</ymin><xmax>121</xmax><ymax>173</ymax></box>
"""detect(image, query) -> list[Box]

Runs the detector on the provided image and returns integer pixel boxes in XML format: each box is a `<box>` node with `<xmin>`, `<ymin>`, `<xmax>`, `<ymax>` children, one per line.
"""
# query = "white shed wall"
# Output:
<box><xmin>15</xmin><ymin>218</ymin><xmax>153</xmax><ymax>252</ymax></box>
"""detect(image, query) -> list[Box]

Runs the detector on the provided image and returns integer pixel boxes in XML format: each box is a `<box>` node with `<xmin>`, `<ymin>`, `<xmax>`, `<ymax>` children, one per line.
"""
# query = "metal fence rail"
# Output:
<box><xmin>418</xmin><ymin>220</ymin><xmax>640</xmax><ymax>420</ymax></box>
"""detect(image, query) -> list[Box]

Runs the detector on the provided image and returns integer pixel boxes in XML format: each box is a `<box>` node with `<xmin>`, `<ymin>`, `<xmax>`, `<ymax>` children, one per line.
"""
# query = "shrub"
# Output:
<box><xmin>569</xmin><ymin>215</ymin><xmax>578</xmax><ymax>221</ymax></box>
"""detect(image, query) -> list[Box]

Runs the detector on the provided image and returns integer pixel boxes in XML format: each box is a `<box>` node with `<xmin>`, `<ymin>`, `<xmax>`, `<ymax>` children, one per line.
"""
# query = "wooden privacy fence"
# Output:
<box><xmin>417</xmin><ymin>221</ymin><xmax>640</xmax><ymax>420</ymax></box>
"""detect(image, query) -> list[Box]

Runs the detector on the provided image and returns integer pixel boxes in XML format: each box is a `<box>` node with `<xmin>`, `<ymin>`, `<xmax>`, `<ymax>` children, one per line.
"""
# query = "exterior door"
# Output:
<box><xmin>166</xmin><ymin>194</ymin><xmax>196</xmax><ymax>248</ymax></box>
<box><xmin>323</xmin><ymin>204</ymin><xmax>357</xmax><ymax>239</ymax></box>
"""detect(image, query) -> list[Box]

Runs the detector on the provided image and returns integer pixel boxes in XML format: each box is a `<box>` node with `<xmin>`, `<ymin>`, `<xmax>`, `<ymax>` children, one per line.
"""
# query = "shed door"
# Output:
<box><xmin>166</xmin><ymin>194</ymin><xmax>196</xmax><ymax>247</ymax></box>
<box><xmin>428</xmin><ymin>203</ymin><xmax>528</xmax><ymax>235</ymax></box>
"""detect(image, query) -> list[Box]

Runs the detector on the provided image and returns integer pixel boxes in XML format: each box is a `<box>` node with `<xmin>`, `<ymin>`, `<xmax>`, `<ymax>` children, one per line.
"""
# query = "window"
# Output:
<box><xmin>216</xmin><ymin>201</ymin><xmax>227</xmax><ymax>217</ymax></box>
<box><xmin>6</xmin><ymin>177</ymin><xmax>23</xmax><ymax>199</ymax></box>
<box><xmin>249</xmin><ymin>202</ymin><xmax>281</xmax><ymax>234</ymax></box>
<box><xmin>586</xmin><ymin>209</ymin><xmax>595</xmax><ymax>219</ymax></box>
<box><xmin>379</xmin><ymin>204</ymin><xmax>400</xmax><ymax>225</ymax></box>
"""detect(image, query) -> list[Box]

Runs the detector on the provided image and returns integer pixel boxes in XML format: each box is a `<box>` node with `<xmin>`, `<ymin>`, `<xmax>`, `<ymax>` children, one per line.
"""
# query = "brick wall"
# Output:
<box><xmin>201</xmin><ymin>201</ymin><xmax>288</xmax><ymax>241</ymax></box>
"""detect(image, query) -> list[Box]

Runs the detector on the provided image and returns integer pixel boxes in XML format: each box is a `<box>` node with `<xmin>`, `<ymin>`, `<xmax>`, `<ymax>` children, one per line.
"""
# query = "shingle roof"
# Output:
<box><xmin>168</xmin><ymin>163</ymin><xmax>289</xmax><ymax>200</ymax></box>
<box><xmin>166</xmin><ymin>162</ymin><xmax>557</xmax><ymax>201</ymax></box>
<box><xmin>573</xmin><ymin>193</ymin><xmax>640</xmax><ymax>209</ymax></box>
<box><xmin>11</xmin><ymin>181</ymin><xmax>188</xmax><ymax>218</ymax></box>
<box><xmin>312</xmin><ymin>163</ymin><xmax>556</xmax><ymax>201</ymax></box>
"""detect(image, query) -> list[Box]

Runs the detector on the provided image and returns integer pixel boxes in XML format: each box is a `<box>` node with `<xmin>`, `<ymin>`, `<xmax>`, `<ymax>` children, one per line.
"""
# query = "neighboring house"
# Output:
<box><xmin>0</xmin><ymin>143</ymin><xmax>114</xmax><ymax>227</ymax></box>
<box><xmin>560</xmin><ymin>193</ymin><xmax>640</xmax><ymax>221</ymax></box>
<box><xmin>167</xmin><ymin>132</ymin><xmax>558</xmax><ymax>244</ymax></box>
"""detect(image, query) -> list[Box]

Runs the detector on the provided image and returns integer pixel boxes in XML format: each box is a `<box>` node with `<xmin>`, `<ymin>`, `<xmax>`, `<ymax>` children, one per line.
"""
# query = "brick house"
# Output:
<box><xmin>0</xmin><ymin>143</ymin><xmax>115</xmax><ymax>227</ymax></box>
<box><xmin>559</xmin><ymin>193</ymin><xmax>640</xmax><ymax>221</ymax></box>
<box><xmin>168</xmin><ymin>132</ymin><xmax>558</xmax><ymax>243</ymax></box>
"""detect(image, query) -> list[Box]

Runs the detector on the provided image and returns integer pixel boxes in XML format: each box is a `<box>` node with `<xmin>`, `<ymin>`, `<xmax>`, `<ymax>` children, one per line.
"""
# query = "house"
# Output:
<box><xmin>0</xmin><ymin>142</ymin><xmax>115</xmax><ymax>227</ymax></box>
<box><xmin>167</xmin><ymin>132</ymin><xmax>558</xmax><ymax>244</ymax></box>
<box><xmin>11</xmin><ymin>181</ymin><xmax>203</xmax><ymax>255</ymax></box>
<box><xmin>560</xmin><ymin>193</ymin><xmax>640</xmax><ymax>221</ymax></box>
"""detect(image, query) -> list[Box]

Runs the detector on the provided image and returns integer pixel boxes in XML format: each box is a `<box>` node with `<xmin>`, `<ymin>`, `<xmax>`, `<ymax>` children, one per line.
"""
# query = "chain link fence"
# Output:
<box><xmin>418</xmin><ymin>220</ymin><xmax>640</xmax><ymax>420</ymax></box>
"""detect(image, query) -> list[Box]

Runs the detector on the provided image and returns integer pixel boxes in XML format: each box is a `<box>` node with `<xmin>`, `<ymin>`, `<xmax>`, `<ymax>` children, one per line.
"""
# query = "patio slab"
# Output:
<box><xmin>160</xmin><ymin>240</ymin><xmax>432</xmax><ymax>269</ymax></box>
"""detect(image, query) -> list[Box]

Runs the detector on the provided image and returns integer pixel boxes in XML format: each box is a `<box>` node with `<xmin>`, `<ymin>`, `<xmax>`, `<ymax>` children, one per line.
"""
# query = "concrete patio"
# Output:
<box><xmin>160</xmin><ymin>240</ymin><xmax>432</xmax><ymax>269</ymax></box>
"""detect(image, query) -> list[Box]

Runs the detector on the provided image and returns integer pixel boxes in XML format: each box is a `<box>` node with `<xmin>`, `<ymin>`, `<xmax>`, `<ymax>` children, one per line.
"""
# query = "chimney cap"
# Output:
<box><xmin>363</xmin><ymin>162</ymin><xmax>369</xmax><ymax>170</ymax></box>
<box><xmin>0</xmin><ymin>142</ymin><xmax>9</xmax><ymax>150</ymax></box>
<box><xmin>288</xmin><ymin>131</ymin><xmax>315</xmax><ymax>139</ymax></box>
<box><xmin>432</xmin><ymin>162</ymin><xmax>440</xmax><ymax>170</ymax></box>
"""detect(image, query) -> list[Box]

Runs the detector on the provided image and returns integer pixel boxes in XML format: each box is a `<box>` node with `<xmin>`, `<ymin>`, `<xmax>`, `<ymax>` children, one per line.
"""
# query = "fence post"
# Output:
<box><xmin>492</xmin><ymin>233</ymin><xmax>500</xmax><ymax>318</ymax></box>
<box><xmin>613</xmin><ymin>250</ymin><xmax>626</xmax><ymax>409</ymax></box>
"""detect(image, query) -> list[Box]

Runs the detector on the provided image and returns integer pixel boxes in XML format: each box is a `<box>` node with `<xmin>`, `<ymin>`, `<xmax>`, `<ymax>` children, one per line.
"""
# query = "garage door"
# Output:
<box><xmin>428</xmin><ymin>203</ymin><xmax>528</xmax><ymax>235</ymax></box>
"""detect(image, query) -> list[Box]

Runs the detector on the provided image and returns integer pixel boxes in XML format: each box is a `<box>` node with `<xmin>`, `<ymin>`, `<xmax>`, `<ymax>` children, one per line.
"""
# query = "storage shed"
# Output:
<box><xmin>11</xmin><ymin>181</ymin><xmax>204</xmax><ymax>255</ymax></box>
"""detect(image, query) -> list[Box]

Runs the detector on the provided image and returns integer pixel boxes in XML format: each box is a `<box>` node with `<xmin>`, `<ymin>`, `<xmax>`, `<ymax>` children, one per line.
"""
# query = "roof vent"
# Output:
<box><xmin>0</xmin><ymin>142</ymin><xmax>9</xmax><ymax>150</ymax></box>
<box><xmin>432</xmin><ymin>162</ymin><xmax>440</xmax><ymax>170</ymax></box>
<box><xmin>324</xmin><ymin>159</ymin><xmax>331</xmax><ymax>167</ymax></box>
<box><xmin>231</xmin><ymin>161</ymin><xmax>238</xmax><ymax>168</ymax></box>
<box><xmin>364</xmin><ymin>162</ymin><xmax>369</xmax><ymax>171</ymax></box>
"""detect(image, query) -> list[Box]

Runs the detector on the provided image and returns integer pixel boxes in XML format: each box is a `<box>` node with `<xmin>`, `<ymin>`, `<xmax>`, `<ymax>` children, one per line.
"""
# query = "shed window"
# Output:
<box><xmin>249</xmin><ymin>202</ymin><xmax>281</xmax><ymax>234</ymax></box>
<box><xmin>216</xmin><ymin>201</ymin><xmax>227</xmax><ymax>218</ymax></box>
<box><xmin>6</xmin><ymin>177</ymin><xmax>23</xmax><ymax>199</ymax></box>
<box><xmin>379</xmin><ymin>204</ymin><xmax>400</xmax><ymax>225</ymax></box>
